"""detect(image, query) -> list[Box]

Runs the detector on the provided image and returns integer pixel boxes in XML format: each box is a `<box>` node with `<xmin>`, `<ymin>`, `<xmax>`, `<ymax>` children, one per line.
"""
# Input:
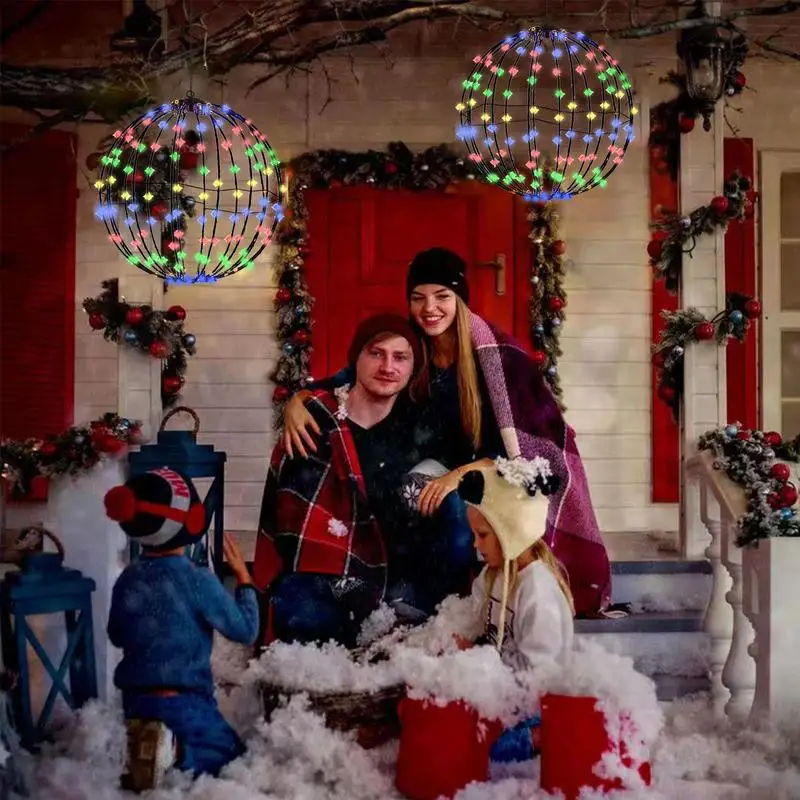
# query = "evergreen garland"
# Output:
<box><xmin>527</xmin><ymin>201</ymin><xmax>567</xmax><ymax>406</ymax></box>
<box><xmin>698</xmin><ymin>424</ymin><xmax>799</xmax><ymax>547</ymax></box>
<box><xmin>82</xmin><ymin>279</ymin><xmax>197</xmax><ymax>407</ymax></box>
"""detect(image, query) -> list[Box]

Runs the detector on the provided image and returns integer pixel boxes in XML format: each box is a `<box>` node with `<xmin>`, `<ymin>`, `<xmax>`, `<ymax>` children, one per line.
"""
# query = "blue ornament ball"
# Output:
<box><xmin>725</xmin><ymin>424</ymin><xmax>739</xmax><ymax>437</ymax></box>
<box><xmin>535</xmin><ymin>324</ymin><xmax>545</xmax><ymax>334</ymax></box>
<box><xmin>551</xmin><ymin>318</ymin><xmax>561</xmax><ymax>328</ymax></box>
<box><xmin>547</xmin><ymin>366</ymin><xmax>557</xmax><ymax>376</ymax></box>
<box><xmin>780</xmin><ymin>507</ymin><xmax>795</xmax><ymax>521</ymax></box>
<box><xmin>283</xmin><ymin>342</ymin><xmax>295</xmax><ymax>354</ymax></box>
<box><xmin>730</xmin><ymin>310</ymin><xmax>744</xmax><ymax>323</ymax></box>
<box><xmin>123</xmin><ymin>329</ymin><xmax>138</xmax><ymax>344</ymax></box>
<box><xmin>183</xmin><ymin>333</ymin><xmax>196</xmax><ymax>347</ymax></box>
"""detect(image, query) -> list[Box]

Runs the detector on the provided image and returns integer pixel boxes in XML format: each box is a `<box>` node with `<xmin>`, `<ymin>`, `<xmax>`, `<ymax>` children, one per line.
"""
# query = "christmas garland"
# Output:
<box><xmin>649</xmin><ymin>35</ymin><xmax>748</xmax><ymax>180</ymax></box>
<box><xmin>1</xmin><ymin>413</ymin><xmax>141</xmax><ymax>498</ymax></box>
<box><xmin>82</xmin><ymin>279</ymin><xmax>197</xmax><ymax>407</ymax></box>
<box><xmin>647</xmin><ymin>171</ymin><xmax>754</xmax><ymax>293</ymax></box>
<box><xmin>653</xmin><ymin>292</ymin><xmax>760</xmax><ymax>419</ymax></box>
<box><xmin>270</xmin><ymin>142</ymin><xmax>478</xmax><ymax>423</ymax></box>
<box><xmin>698</xmin><ymin>424</ymin><xmax>799</xmax><ymax>547</ymax></box>
<box><xmin>527</xmin><ymin>201</ymin><xmax>567</xmax><ymax>406</ymax></box>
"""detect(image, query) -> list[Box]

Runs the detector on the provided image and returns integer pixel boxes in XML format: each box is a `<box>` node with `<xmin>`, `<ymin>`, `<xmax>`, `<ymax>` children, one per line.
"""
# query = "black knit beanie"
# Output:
<box><xmin>405</xmin><ymin>247</ymin><xmax>470</xmax><ymax>303</ymax></box>
<box><xmin>347</xmin><ymin>313</ymin><xmax>424</xmax><ymax>370</ymax></box>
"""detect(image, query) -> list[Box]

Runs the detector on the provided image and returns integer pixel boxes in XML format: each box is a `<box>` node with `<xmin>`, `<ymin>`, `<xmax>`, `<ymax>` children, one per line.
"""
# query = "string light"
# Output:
<box><xmin>95</xmin><ymin>94</ymin><xmax>284</xmax><ymax>284</ymax></box>
<box><xmin>456</xmin><ymin>27</ymin><xmax>638</xmax><ymax>201</ymax></box>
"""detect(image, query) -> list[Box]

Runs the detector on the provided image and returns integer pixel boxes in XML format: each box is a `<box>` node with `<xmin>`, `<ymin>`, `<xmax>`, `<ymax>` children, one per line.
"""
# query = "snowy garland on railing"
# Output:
<box><xmin>697</xmin><ymin>423</ymin><xmax>800</xmax><ymax>546</ymax></box>
<box><xmin>653</xmin><ymin>292</ymin><xmax>761</xmax><ymax>420</ymax></box>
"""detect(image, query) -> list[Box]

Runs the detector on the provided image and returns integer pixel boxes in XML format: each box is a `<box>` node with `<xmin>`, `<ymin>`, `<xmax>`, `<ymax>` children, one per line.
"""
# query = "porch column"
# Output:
<box><xmin>679</xmin><ymin>112</ymin><xmax>727</xmax><ymax>559</ymax></box>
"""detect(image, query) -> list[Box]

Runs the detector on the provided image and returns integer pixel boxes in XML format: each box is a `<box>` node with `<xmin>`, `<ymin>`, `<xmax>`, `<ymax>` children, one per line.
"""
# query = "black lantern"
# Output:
<box><xmin>677</xmin><ymin>13</ymin><xmax>728</xmax><ymax>131</ymax></box>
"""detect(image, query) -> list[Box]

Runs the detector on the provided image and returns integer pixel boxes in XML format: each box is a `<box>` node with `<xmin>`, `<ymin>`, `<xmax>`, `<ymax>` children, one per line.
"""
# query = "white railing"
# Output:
<box><xmin>687</xmin><ymin>450</ymin><xmax>800</xmax><ymax>724</ymax></box>
<box><xmin>686</xmin><ymin>449</ymin><xmax>755</xmax><ymax>722</ymax></box>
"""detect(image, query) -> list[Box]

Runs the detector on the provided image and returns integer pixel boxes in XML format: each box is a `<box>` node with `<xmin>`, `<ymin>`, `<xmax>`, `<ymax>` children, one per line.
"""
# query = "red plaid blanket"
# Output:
<box><xmin>253</xmin><ymin>391</ymin><xmax>387</xmax><ymax>595</ymax></box>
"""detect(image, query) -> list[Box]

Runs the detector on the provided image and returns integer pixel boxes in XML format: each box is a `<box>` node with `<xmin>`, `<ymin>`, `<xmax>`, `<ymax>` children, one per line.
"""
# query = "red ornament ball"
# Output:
<box><xmin>647</xmin><ymin>238</ymin><xmax>664</xmax><ymax>260</ymax></box>
<box><xmin>735</xmin><ymin>72</ymin><xmax>747</xmax><ymax>89</ymax></box>
<box><xmin>652</xmin><ymin>352</ymin><xmax>666</xmax><ymax>367</ymax></box>
<box><xmin>771</xmin><ymin>463</ymin><xmax>792</xmax><ymax>482</ymax></box>
<box><xmin>768</xmin><ymin>491</ymin><xmax>782</xmax><ymax>510</ymax></box>
<box><xmin>40</xmin><ymin>442</ymin><xmax>57</xmax><ymax>457</ymax></box>
<box><xmin>88</xmin><ymin>313</ymin><xmax>106</xmax><ymax>330</ymax></box>
<box><xmin>162</xmin><ymin>375</ymin><xmax>183</xmax><ymax>394</ymax></box>
<box><xmin>98</xmin><ymin>434</ymin><xmax>125</xmax><ymax>454</ymax></box>
<box><xmin>744</xmin><ymin>298</ymin><xmax>762</xmax><ymax>318</ymax></box>
<box><xmin>710</xmin><ymin>196</ymin><xmax>730</xmax><ymax>215</ymax></box>
<box><xmin>384</xmin><ymin>162</ymin><xmax>398</xmax><ymax>175</ymax></box>
<box><xmin>547</xmin><ymin>296</ymin><xmax>565</xmax><ymax>312</ymax></box>
<box><xmin>292</xmin><ymin>329</ymin><xmax>310</xmax><ymax>346</ymax></box>
<box><xmin>694</xmin><ymin>322</ymin><xmax>715</xmax><ymax>341</ymax></box>
<box><xmin>149</xmin><ymin>340</ymin><xmax>169</xmax><ymax>359</ymax></box>
<box><xmin>273</xmin><ymin>385</ymin><xmax>291</xmax><ymax>402</ymax></box>
<box><xmin>659</xmin><ymin>384</ymin><xmax>676</xmax><ymax>402</ymax></box>
<box><xmin>678</xmin><ymin>114</ymin><xmax>696</xmax><ymax>134</ymax></box>
<box><xmin>125</xmin><ymin>307</ymin><xmax>144</xmax><ymax>325</ymax></box>
<box><xmin>763</xmin><ymin>431</ymin><xmax>783</xmax><ymax>447</ymax></box>
<box><xmin>530</xmin><ymin>350</ymin><xmax>548</xmax><ymax>367</ymax></box>
<box><xmin>779</xmin><ymin>483</ymin><xmax>798</xmax><ymax>508</ymax></box>
<box><xmin>550</xmin><ymin>240</ymin><xmax>567</xmax><ymax>256</ymax></box>
<box><xmin>276</xmin><ymin>287</ymin><xmax>292</xmax><ymax>304</ymax></box>
<box><xmin>166</xmin><ymin>305</ymin><xmax>187</xmax><ymax>321</ymax></box>
<box><xmin>736</xmin><ymin>430</ymin><xmax>752</xmax><ymax>441</ymax></box>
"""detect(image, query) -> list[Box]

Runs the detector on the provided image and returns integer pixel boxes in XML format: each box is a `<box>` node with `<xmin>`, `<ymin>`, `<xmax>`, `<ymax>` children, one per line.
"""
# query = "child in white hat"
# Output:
<box><xmin>456</xmin><ymin>456</ymin><xmax>575</xmax><ymax>761</ymax></box>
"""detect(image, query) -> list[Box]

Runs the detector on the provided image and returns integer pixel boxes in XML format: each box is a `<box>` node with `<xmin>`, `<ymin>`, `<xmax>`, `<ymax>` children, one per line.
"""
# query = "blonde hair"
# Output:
<box><xmin>410</xmin><ymin>296</ymin><xmax>482</xmax><ymax>450</ymax></box>
<box><xmin>482</xmin><ymin>539</ymin><xmax>575</xmax><ymax>644</ymax></box>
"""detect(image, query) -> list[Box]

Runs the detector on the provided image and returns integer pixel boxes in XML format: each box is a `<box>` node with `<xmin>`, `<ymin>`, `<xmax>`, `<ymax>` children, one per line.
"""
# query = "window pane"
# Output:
<box><xmin>780</xmin><ymin>172</ymin><xmax>800</xmax><ymax>238</ymax></box>
<box><xmin>782</xmin><ymin>401</ymin><xmax>800</xmax><ymax>439</ymax></box>
<box><xmin>781</xmin><ymin>244</ymin><xmax>800</xmax><ymax>310</ymax></box>
<box><xmin>781</xmin><ymin>330</ymin><xmax>800</xmax><ymax>397</ymax></box>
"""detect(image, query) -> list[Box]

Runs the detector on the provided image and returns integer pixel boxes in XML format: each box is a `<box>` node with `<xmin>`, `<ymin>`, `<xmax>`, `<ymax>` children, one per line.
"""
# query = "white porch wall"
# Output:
<box><xmin>13</xmin><ymin>42</ymin><xmax>798</xmax><ymax>536</ymax></box>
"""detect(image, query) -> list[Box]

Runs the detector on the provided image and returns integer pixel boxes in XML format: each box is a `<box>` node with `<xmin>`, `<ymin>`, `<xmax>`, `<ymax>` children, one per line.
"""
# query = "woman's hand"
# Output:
<box><xmin>282</xmin><ymin>390</ymin><xmax>320</xmax><ymax>459</ymax></box>
<box><xmin>418</xmin><ymin>470</ymin><xmax>462</xmax><ymax>517</ymax></box>
<box><xmin>223</xmin><ymin>532</ymin><xmax>252</xmax><ymax>586</ymax></box>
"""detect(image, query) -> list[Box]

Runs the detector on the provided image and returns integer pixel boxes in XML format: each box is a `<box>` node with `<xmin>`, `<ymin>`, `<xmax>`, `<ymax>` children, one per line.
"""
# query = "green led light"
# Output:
<box><xmin>554</xmin><ymin>89</ymin><xmax>566</xmax><ymax>99</ymax></box>
<box><xmin>230</xmin><ymin>165</ymin><xmax>241</xmax><ymax>174</ymax></box>
<box><xmin>502</xmin><ymin>90</ymin><xmax>513</xmax><ymax>99</ymax></box>
<box><xmin>123</xmin><ymin>165</ymin><xmax>133</xmax><ymax>175</ymax></box>
<box><xmin>583</xmin><ymin>88</ymin><xmax>594</xmax><ymax>97</ymax></box>
<box><xmin>170</xmin><ymin>152</ymin><xmax>180</xmax><ymax>162</ymax></box>
<box><xmin>144</xmin><ymin>166</ymin><xmax>155</xmax><ymax>176</ymax></box>
<box><xmin>486</xmin><ymin>173</ymin><xmax>500</xmax><ymax>183</ymax></box>
<box><xmin>198</xmin><ymin>166</ymin><xmax>210</xmax><ymax>176</ymax></box>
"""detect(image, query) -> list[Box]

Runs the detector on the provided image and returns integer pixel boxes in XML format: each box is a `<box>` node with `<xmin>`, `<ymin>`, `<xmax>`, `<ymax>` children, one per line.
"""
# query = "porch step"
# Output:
<box><xmin>610</xmin><ymin>559</ymin><xmax>712</xmax><ymax>612</ymax></box>
<box><xmin>576</xmin><ymin>609</ymin><xmax>703</xmax><ymax>635</ymax></box>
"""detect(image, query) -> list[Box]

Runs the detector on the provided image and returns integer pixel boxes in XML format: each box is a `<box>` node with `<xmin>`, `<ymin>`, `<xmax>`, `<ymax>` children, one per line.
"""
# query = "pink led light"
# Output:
<box><xmin>143</xmin><ymin>119</ymin><xmax>152</xmax><ymax>126</ymax></box>
<box><xmin>490</xmin><ymin>158</ymin><xmax>500</xmax><ymax>167</ymax></box>
<box><xmin>530</xmin><ymin>150</ymin><xmax>541</xmax><ymax>158</ymax></box>
<box><xmin>576</xmin><ymin>65</ymin><xmax>587</xmax><ymax>74</ymax></box>
<box><xmin>174</xmin><ymin>230</ymin><xmax>185</xmax><ymax>239</ymax></box>
<box><xmin>531</xmin><ymin>62</ymin><xmax>542</xmax><ymax>73</ymax></box>
<box><xmin>176</xmin><ymin>138</ymin><xmax>186</xmax><ymax>148</ymax></box>
<box><xmin>109</xmin><ymin>234</ymin><xmax>123</xmax><ymax>244</ymax></box>
<box><xmin>473</xmin><ymin>55</ymin><xmax>482</xmax><ymax>63</ymax></box>
<box><xmin>525</xmin><ymin>160</ymin><xmax>537</xmax><ymax>169</ymax></box>
<box><xmin>231</xmin><ymin>126</ymin><xmax>241</xmax><ymax>135</ymax></box>
<box><xmin>150</xmin><ymin>142</ymin><xmax>161</xmax><ymax>152</ymax></box>
<box><xmin>167</xmin><ymin>241</ymin><xmax>180</xmax><ymax>251</ymax></box>
<box><xmin>508</xmin><ymin>67</ymin><xmax>519</xmax><ymax>77</ymax></box>
<box><xmin>114</xmin><ymin>130</ymin><xmax>123</xmax><ymax>137</ymax></box>
<box><xmin>221</xmin><ymin>141</ymin><xmax>232</xmax><ymax>150</ymax></box>
<box><xmin>552</xmin><ymin>68</ymin><xmax>562</xmax><ymax>77</ymax></box>
<box><xmin>468</xmin><ymin>153</ymin><xmax>483</xmax><ymax>162</ymax></box>
<box><xmin>224</xmin><ymin>233</ymin><xmax>244</xmax><ymax>244</ymax></box>
<box><xmin>501</xmin><ymin>44</ymin><xmax>511</xmax><ymax>52</ymax></box>
<box><xmin>138</xmin><ymin>229</ymin><xmax>149</xmax><ymax>237</ymax></box>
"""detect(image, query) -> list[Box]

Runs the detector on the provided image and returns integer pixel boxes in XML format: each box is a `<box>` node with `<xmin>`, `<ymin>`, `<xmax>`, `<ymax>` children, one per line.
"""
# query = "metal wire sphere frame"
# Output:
<box><xmin>456</xmin><ymin>27</ymin><xmax>638</xmax><ymax>201</ymax></box>
<box><xmin>95</xmin><ymin>93</ymin><xmax>284</xmax><ymax>284</ymax></box>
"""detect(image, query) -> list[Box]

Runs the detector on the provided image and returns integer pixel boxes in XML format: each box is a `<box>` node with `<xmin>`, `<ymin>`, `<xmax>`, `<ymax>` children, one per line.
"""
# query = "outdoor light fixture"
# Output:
<box><xmin>110</xmin><ymin>0</ymin><xmax>164</xmax><ymax>57</ymax></box>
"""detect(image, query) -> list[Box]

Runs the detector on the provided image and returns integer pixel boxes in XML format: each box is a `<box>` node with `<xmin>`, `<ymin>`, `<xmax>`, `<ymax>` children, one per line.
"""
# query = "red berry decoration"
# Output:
<box><xmin>744</xmin><ymin>298</ymin><xmax>762</xmax><ymax>318</ymax></box>
<box><xmin>678</xmin><ymin>114</ymin><xmax>696</xmax><ymax>134</ymax></box>
<box><xmin>735</xmin><ymin>72</ymin><xmax>747</xmax><ymax>89</ymax></box>
<box><xmin>550</xmin><ymin>240</ymin><xmax>567</xmax><ymax>256</ymax></box>
<box><xmin>710</xmin><ymin>196</ymin><xmax>729</xmax><ymax>215</ymax></box>
<box><xmin>547</xmin><ymin>296</ymin><xmax>565</xmax><ymax>312</ymax></box>
<box><xmin>273</xmin><ymin>385</ymin><xmax>291</xmax><ymax>402</ymax></box>
<box><xmin>276</xmin><ymin>287</ymin><xmax>292</xmax><ymax>304</ymax></box>
<box><xmin>771</xmin><ymin>463</ymin><xmax>791</xmax><ymax>482</ymax></box>
<box><xmin>646</xmin><ymin>239</ymin><xmax>664</xmax><ymax>260</ymax></box>
<box><xmin>166</xmin><ymin>305</ymin><xmax>187</xmax><ymax>321</ymax></box>
<box><xmin>694</xmin><ymin>322</ymin><xmax>715</xmax><ymax>341</ymax></box>
<box><xmin>126</xmin><ymin>307</ymin><xmax>144</xmax><ymax>325</ymax></box>
<box><xmin>736</xmin><ymin>430</ymin><xmax>752</xmax><ymax>440</ymax></box>
<box><xmin>779</xmin><ymin>483</ymin><xmax>798</xmax><ymax>508</ymax></box>
<box><xmin>531</xmin><ymin>350</ymin><xmax>548</xmax><ymax>367</ymax></box>
<box><xmin>384</xmin><ymin>162</ymin><xmax>398</xmax><ymax>174</ymax></box>
<box><xmin>763</xmin><ymin>431</ymin><xmax>783</xmax><ymax>447</ymax></box>
<box><xmin>98</xmin><ymin>434</ymin><xmax>125</xmax><ymax>454</ymax></box>
<box><xmin>149</xmin><ymin>340</ymin><xmax>169</xmax><ymax>359</ymax></box>
<box><xmin>88</xmin><ymin>312</ymin><xmax>106</xmax><ymax>330</ymax></box>
<box><xmin>162</xmin><ymin>375</ymin><xmax>183</xmax><ymax>394</ymax></box>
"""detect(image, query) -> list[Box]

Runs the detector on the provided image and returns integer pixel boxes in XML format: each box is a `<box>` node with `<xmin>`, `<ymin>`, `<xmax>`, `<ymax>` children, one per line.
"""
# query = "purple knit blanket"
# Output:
<box><xmin>470</xmin><ymin>312</ymin><xmax>612</xmax><ymax>615</ymax></box>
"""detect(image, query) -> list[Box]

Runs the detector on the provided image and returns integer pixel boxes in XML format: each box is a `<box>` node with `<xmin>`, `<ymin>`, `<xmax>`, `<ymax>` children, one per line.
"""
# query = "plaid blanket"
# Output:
<box><xmin>470</xmin><ymin>312</ymin><xmax>612</xmax><ymax>615</ymax></box>
<box><xmin>253</xmin><ymin>391</ymin><xmax>387</xmax><ymax>596</ymax></box>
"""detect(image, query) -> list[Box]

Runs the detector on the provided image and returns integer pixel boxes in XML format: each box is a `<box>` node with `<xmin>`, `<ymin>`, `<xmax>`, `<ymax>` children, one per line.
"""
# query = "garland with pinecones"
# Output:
<box><xmin>82</xmin><ymin>279</ymin><xmax>197</xmax><ymax>407</ymax></box>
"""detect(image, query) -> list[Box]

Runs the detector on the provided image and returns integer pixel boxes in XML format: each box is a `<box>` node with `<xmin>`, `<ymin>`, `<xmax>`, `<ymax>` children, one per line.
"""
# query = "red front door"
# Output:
<box><xmin>303</xmin><ymin>182</ymin><xmax>529</xmax><ymax>378</ymax></box>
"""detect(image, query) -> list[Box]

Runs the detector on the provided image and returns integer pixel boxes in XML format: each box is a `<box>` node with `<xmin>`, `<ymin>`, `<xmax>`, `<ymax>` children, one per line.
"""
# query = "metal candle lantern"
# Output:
<box><xmin>0</xmin><ymin>530</ymin><xmax>98</xmax><ymax>749</ymax></box>
<box><xmin>127</xmin><ymin>407</ymin><xmax>226</xmax><ymax>575</ymax></box>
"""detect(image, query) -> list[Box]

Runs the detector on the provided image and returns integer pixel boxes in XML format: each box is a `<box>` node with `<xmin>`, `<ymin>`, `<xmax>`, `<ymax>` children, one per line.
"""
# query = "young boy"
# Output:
<box><xmin>104</xmin><ymin>466</ymin><xmax>259</xmax><ymax>791</ymax></box>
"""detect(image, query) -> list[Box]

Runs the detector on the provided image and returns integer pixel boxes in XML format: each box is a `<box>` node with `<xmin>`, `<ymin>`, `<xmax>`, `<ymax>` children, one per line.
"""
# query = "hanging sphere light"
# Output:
<box><xmin>456</xmin><ymin>27</ymin><xmax>638</xmax><ymax>201</ymax></box>
<box><xmin>94</xmin><ymin>93</ymin><xmax>284</xmax><ymax>284</ymax></box>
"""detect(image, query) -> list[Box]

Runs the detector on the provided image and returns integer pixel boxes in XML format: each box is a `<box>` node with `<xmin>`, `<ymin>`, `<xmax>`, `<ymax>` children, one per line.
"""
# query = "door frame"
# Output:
<box><xmin>759</xmin><ymin>150</ymin><xmax>800</xmax><ymax>433</ymax></box>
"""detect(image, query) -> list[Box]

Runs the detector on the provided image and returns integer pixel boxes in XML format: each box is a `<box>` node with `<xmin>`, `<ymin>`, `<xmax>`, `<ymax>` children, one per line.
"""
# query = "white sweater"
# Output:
<box><xmin>471</xmin><ymin>561</ymin><xmax>574</xmax><ymax>671</ymax></box>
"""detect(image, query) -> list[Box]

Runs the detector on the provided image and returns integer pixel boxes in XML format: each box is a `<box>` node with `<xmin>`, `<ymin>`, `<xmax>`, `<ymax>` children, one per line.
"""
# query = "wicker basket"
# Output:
<box><xmin>261</xmin><ymin>682</ymin><xmax>406</xmax><ymax>749</ymax></box>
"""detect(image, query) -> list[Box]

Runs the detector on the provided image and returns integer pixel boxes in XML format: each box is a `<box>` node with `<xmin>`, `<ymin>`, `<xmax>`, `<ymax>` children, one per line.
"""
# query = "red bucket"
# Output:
<box><xmin>539</xmin><ymin>693</ymin><xmax>652</xmax><ymax>799</ymax></box>
<box><xmin>395</xmin><ymin>697</ymin><xmax>503</xmax><ymax>800</ymax></box>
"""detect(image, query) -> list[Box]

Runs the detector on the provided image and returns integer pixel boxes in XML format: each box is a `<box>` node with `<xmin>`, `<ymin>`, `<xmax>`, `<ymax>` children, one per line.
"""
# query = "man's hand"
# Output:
<box><xmin>223</xmin><ymin>532</ymin><xmax>252</xmax><ymax>586</ymax></box>
<box><xmin>282</xmin><ymin>391</ymin><xmax>320</xmax><ymax>459</ymax></box>
<box><xmin>418</xmin><ymin>470</ymin><xmax>462</xmax><ymax>517</ymax></box>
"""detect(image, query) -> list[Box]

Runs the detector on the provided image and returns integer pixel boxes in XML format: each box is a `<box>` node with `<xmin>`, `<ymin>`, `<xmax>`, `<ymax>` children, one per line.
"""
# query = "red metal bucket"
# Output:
<box><xmin>395</xmin><ymin>697</ymin><xmax>503</xmax><ymax>800</ymax></box>
<box><xmin>539</xmin><ymin>693</ymin><xmax>652</xmax><ymax>799</ymax></box>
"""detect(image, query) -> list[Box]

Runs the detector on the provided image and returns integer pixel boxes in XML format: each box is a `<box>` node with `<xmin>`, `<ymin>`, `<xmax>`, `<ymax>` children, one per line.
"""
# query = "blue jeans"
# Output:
<box><xmin>387</xmin><ymin>491</ymin><xmax>477</xmax><ymax>615</ymax></box>
<box><xmin>123</xmin><ymin>692</ymin><xmax>245</xmax><ymax>778</ymax></box>
<box><xmin>490</xmin><ymin>714</ymin><xmax>541</xmax><ymax>763</ymax></box>
<box><xmin>270</xmin><ymin>573</ymin><xmax>383</xmax><ymax>647</ymax></box>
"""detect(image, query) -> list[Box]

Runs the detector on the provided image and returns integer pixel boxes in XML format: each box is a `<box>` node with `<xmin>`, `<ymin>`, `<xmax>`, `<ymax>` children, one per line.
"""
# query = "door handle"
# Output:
<box><xmin>475</xmin><ymin>253</ymin><xmax>506</xmax><ymax>296</ymax></box>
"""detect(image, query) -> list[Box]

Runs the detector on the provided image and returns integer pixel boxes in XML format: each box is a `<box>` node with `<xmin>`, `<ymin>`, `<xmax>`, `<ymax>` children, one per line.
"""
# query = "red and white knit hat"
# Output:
<box><xmin>104</xmin><ymin>467</ymin><xmax>205</xmax><ymax>552</ymax></box>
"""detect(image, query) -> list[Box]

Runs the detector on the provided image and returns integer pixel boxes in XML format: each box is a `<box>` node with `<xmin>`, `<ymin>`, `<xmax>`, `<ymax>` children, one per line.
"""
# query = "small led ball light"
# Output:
<box><xmin>94</xmin><ymin>94</ymin><xmax>284</xmax><ymax>284</ymax></box>
<box><xmin>456</xmin><ymin>27</ymin><xmax>638</xmax><ymax>201</ymax></box>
